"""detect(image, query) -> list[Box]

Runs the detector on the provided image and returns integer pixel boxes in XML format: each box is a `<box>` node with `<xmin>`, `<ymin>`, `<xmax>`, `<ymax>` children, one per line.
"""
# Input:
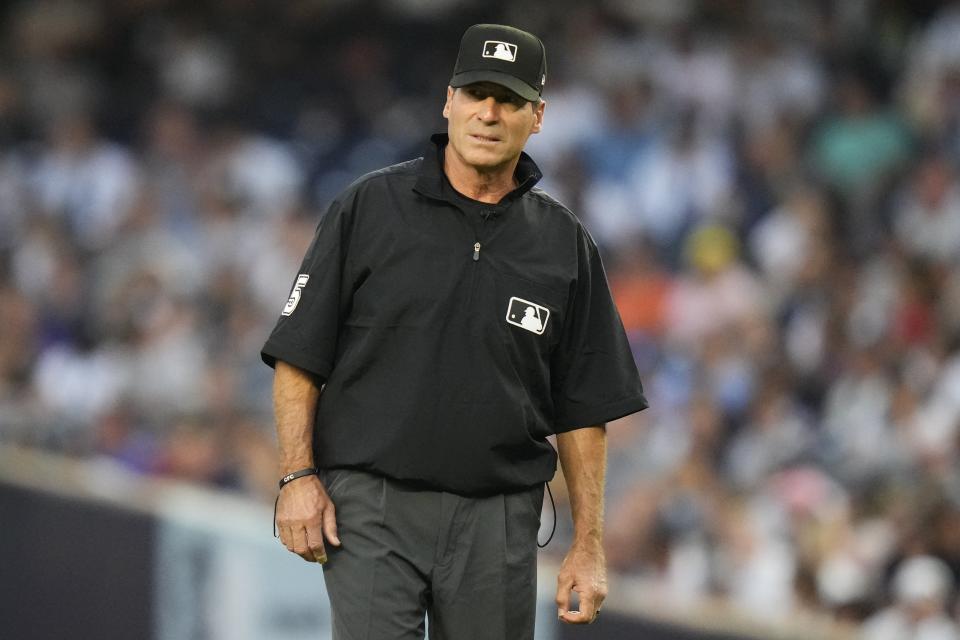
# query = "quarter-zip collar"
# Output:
<box><xmin>413</xmin><ymin>133</ymin><xmax>543</xmax><ymax>206</ymax></box>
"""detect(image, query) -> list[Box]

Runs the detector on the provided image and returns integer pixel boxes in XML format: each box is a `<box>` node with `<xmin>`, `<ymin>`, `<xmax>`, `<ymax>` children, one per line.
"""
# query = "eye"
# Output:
<box><xmin>498</xmin><ymin>94</ymin><xmax>524</xmax><ymax>109</ymax></box>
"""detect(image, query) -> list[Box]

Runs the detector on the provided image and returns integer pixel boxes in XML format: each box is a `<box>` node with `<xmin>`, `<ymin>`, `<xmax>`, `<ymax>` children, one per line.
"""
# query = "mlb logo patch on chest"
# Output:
<box><xmin>506</xmin><ymin>297</ymin><xmax>549</xmax><ymax>335</ymax></box>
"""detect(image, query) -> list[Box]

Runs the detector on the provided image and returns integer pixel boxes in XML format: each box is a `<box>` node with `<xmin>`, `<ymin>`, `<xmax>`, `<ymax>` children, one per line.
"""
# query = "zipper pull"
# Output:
<box><xmin>473</xmin><ymin>242</ymin><xmax>481</xmax><ymax>261</ymax></box>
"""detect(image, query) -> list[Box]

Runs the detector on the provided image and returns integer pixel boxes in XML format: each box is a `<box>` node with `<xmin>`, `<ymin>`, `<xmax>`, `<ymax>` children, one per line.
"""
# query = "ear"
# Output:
<box><xmin>442</xmin><ymin>86</ymin><xmax>454</xmax><ymax>119</ymax></box>
<box><xmin>530</xmin><ymin>98</ymin><xmax>545</xmax><ymax>134</ymax></box>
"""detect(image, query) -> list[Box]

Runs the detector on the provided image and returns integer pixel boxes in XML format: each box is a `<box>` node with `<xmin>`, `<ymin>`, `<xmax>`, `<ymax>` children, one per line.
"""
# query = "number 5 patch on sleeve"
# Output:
<box><xmin>282</xmin><ymin>274</ymin><xmax>310</xmax><ymax>316</ymax></box>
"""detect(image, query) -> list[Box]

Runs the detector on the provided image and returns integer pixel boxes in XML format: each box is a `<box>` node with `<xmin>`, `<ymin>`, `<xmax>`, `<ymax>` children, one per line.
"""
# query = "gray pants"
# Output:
<box><xmin>320</xmin><ymin>468</ymin><xmax>544</xmax><ymax>640</ymax></box>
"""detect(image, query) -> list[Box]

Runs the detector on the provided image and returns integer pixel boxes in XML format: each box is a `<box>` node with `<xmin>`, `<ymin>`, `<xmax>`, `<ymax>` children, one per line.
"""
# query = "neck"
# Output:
<box><xmin>443</xmin><ymin>146</ymin><xmax>519</xmax><ymax>204</ymax></box>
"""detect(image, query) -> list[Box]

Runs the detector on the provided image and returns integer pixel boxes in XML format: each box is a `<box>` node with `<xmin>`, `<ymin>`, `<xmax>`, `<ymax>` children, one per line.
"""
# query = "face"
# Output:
<box><xmin>442</xmin><ymin>82</ymin><xmax>545</xmax><ymax>174</ymax></box>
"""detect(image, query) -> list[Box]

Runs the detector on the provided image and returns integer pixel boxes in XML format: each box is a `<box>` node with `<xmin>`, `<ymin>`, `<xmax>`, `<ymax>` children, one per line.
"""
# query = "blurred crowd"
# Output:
<box><xmin>3</xmin><ymin>0</ymin><xmax>960</xmax><ymax>636</ymax></box>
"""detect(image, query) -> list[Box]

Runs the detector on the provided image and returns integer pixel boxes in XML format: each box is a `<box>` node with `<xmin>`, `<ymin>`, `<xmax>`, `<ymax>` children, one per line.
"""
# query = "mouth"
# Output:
<box><xmin>470</xmin><ymin>134</ymin><xmax>501</xmax><ymax>144</ymax></box>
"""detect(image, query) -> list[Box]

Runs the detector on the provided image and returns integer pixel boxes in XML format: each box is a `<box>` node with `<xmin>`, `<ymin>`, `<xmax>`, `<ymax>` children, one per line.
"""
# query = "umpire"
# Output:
<box><xmin>262</xmin><ymin>23</ymin><xmax>648</xmax><ymax>640</ymax></box>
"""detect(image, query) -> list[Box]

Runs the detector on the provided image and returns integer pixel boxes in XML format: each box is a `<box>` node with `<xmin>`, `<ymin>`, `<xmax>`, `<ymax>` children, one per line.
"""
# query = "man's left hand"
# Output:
<box><xmin>556</xmin><ymin>539</ymin><xmax>607</xmax><ymax>624</ymax></box>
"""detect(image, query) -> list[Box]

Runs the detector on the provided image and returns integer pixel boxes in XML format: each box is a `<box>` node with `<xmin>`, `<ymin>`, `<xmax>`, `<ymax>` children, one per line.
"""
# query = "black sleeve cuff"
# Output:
<box><xmin>553</xmin><ymin>394</ymin><xmax>649</xmax><ymax>433</ymax></box>
<box><xmin>261</xmin><ymin>339</ymin><xmax>333</xmax><ymax>383</ymax></box>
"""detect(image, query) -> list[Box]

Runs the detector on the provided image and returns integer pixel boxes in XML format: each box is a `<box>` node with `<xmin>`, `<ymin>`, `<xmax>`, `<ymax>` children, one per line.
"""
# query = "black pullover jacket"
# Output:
<box><xmin>262</xmin><ymin>134</ymin><xmax>647</xmax><ymax>495</ymax></box>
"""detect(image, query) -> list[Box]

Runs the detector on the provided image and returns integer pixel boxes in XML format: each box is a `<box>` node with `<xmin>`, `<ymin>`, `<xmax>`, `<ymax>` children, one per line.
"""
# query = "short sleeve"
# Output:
<box><xmin>551</xmin><ymin>230</ymin><xmax>648</xmax><ymax>431</ymax></box>
<box><xmin>260</xmin><ymin>197</ymin><xmax>353</xmax><ymax>382</ymax></box>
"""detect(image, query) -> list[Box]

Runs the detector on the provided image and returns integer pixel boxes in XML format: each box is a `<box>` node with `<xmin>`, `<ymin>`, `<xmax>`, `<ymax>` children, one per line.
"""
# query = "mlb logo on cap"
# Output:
<box><xmin>483</xmin><ymin>40</ymin><xmax>517</xmax><ymax>62</ymax></box>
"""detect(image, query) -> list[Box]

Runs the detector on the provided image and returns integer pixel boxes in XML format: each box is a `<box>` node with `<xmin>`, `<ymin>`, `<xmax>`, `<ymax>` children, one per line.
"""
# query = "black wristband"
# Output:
<box><xmin>278</xmin><ymin>467</ymin><xmax>317</xmax><ymax>489</ymax></box>
<box><xmin>274</xmin><ymin>467</ymin><xmax>318</xmax><ymax>538</ymax></box>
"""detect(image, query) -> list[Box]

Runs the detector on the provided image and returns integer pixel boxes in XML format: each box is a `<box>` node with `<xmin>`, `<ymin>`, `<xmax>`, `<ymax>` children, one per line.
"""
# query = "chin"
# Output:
<box><xmin>466</xmin><ymin>157</ymin><xmax>503</xmax><ymax>170</ymax></box>
<box><xmin>463</xmin><ymin>148</ymin><xmax>508</xmax><ymax>170</ymax></box>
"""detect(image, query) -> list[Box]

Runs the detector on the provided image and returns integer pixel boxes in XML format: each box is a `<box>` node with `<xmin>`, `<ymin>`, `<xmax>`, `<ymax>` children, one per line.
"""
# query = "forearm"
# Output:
<box><xmin>556</xmin><ymin>425</ymin><xmax>607</xmax><ymax>545</ymax></box>
<box><xmin>273</xmin><ymin>360</ymin><xmax>322</xmax><ymax>474</ymax></box>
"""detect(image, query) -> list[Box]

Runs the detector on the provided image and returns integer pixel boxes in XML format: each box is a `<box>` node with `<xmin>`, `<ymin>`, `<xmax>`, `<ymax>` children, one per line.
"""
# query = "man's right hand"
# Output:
<box><xmin>276</xmin><ymin>474</ymin><xmax>341</xmax><ymax>563</ymax></box>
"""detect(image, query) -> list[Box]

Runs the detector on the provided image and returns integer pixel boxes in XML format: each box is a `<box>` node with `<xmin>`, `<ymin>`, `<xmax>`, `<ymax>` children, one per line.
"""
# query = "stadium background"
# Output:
<box><xmin>3</xmin><ymin>0</ymin><xmax>960</xmax><ymax>638</ymax></box>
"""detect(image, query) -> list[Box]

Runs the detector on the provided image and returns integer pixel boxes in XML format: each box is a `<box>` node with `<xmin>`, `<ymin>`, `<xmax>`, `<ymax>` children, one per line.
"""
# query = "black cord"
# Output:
<box><xmin>273</xmin><ymin>494</ymin><xmax>280</xmax><ymax>538</ymax></box>
<box><xmin>537</xmin><ymin>481</ymin><xmax>556</xmax><ymax>548</ymax></box>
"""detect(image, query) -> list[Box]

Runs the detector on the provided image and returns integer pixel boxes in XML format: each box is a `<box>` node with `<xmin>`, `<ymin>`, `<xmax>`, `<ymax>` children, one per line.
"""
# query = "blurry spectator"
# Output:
<box><xmin>575</xmin><ymin>80</ymin><xmax>658</xmax><ymax>248</ymax></box>
<box><xmin>713</xmin><ymin>497</ymin><xmax>798</xmax><ymax>620</ymax></box>
<box><xmin>158</xmin><ymin>416</ymin><xmax>237</xmax><ymax>488</ymax></box>
<box><xmin>892</xmin><ymin>153</ymin><xmax>960</xmax><ymax>265</ymax></box>
<box><xmin>140</xmin><ymin>101</ymin><xmax>207</xmax><ymax>234</ymax></box>
<box><xmin>900</xmin><ymin>2</ymin><xmax>960</xmax><ymax>160</ymax></box>
<box><xmin>810</xmin><ymin>71</ymin><xmax>912</xmax><ymax>253</ymax></box>
<box><xmin>8</xmin><ymin>0</ymin><xmax>106</xmax><ymax>124</ymax></box>
<box><xmin>628</xmin><ymin>111</ymin><xmax>735</xmax><ymax>252</ymax></box>
<box><xmin>28</xmin><ymin>112</ymin><xmax>140</xmax><ymax>250</ymax></box>
<box><xmin>605</xmin><ymin>394</ymin><xmax>724</xmax><ymax>575</ymax></box>
<box><xmin>724</xmin><ymin>374</ymin><xmax>813</xmax><ymax>491</ymax></box>
<box><xmin>124</xmin><ymin>294</ymin><xmax>208</xmax><ymax>416</ymax></box>
<box><xmin>749</xmin><ymin>185</ymin><xmax>831</xmax><ymax>304</ymax></box>
<box><xmin>589</xmin><ymin>81</ymin><xmax>659</xmax><ymax>171</ymax></box>
<box><xmin>821</xmin><ymin>347</ymin><xmax>897</xmax><ymax>485</ymax></box>
<box><xmin>735</xmin><ymin>32</ymin><xmax>825</xmax><ymax>135</ymax></box>
<box><xmin>32</xmin><ymin>340</ymin><xmax>123</xmax><ymax>430</ymax></box>
<box><xmin>736</xmin><ymin>115</ymin><xmax>805</xmax><ymax>230</ymax></box>
<box><xmin>608</xmin><ymin>237</ymin><xmax>672</xmax><ymax>340</ymax></box>
<box><xmin>648</xmin><ymin>25</ymin><xmax>737</xmax><ymax>132</ymax></box>
<box><xmin>665</xmin><ymin>224</ymin><xmax>765</xmax><ymax>350</ymax></box>
<box><xmin>93</xmin><ymin>403</ymin><xmax>162</xmax><ymax>474</ymax></box>
<box><xmin>861</xmin><ymin>555</ymin><xmax>960</xmax><ymax>640</ymax></box>
<box><xmin>811</xmin><ymin>72</ymin><xmax>911</xmax><ymax>200</ymax></box>
<box><xmin>152</xmin><ymin>17</ymin><xmax>236</xmax><ymax>110</ymax></box>
<box><xmin>203</xmin><ymin>120</ymin><xmax>304</xmax><ymax>219</ymax></box>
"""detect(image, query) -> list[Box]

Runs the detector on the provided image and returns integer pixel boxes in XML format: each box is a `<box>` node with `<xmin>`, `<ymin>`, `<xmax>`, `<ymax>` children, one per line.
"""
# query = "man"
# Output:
<box><xmin>262</xmin><ymin>23</ymin><xmax>647</xmax><ymax>639</ymax></box>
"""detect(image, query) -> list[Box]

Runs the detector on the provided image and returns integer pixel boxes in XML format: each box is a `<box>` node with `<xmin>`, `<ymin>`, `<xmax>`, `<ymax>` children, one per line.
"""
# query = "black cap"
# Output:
<box><xmin>449</xmin><ymin>24</ymin><xmax>546</xmax><ymax>102</ymax></box>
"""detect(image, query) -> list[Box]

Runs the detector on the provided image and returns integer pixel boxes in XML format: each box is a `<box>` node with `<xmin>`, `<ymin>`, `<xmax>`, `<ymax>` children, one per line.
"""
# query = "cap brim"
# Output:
<box><xmin>450</xmin><ymin>70</ymin><xmax>540</xmax><ymax>102</ymax></box>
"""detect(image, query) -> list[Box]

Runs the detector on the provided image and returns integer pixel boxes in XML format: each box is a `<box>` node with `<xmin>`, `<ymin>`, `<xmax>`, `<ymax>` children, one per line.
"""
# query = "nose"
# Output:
<box><xmin>476</xmin><ymin>96</ymin><xmax>500</xmax><ymax>122</ymax></box>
